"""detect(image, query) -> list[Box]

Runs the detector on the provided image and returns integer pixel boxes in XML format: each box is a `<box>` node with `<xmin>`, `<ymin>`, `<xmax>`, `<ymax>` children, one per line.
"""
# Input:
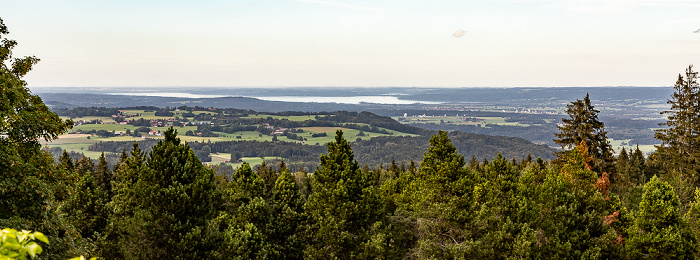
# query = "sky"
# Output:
<box><xmin>3</xmin><ymin>0</ymin><xmax>700</xmax><ymax>88</ymax></box>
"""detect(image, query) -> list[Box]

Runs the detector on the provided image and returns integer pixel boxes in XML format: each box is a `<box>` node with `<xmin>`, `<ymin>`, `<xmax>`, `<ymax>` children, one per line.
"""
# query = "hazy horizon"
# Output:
<box><xmin>4</xmin><ymin>0</ymin><xmax>700</xmax><ymax>88</ymax></box>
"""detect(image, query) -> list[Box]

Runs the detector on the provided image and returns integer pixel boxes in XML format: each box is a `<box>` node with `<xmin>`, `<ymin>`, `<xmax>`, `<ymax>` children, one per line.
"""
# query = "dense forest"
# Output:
<box><xmin>4</xmin><ymin>18</ymin><xmax>700</xmax><ymax>259</ymax></box>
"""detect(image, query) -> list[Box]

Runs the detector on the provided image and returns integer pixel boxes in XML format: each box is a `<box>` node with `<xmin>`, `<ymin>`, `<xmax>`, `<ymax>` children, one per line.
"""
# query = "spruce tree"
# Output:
<box><xmin>655</xmin><ymin>65</ymin><xmax>700</xmax><ymax>183</ymax></box>
<box><xmin>554</xmin><ymin>94</ymin><xmax>614</xmax><ymax>173</ymax></box>
<box><xmin>614</xmin><ymin>147</ymin><xmax>630</xmax><ymax>190</ymax></box>
<box><xmin>304</xmin><ymin>130</ymin><xmax>381</xmax><ymax>259</ymax></box>
<box><xmin>630</xmin><ymin>145</ymin><xmax>647</xmax><ymax>185</ymax></box>
<box><xmin>94</xmin><ymin>152</ymin><xmax>113</xmax><ymax>198</ymax></box>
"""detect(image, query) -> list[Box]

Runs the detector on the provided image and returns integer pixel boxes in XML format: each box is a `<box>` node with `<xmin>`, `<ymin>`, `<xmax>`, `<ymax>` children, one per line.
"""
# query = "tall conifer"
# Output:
<box><xmin>554</xmin><ymin>94</ymin><xmax>614</xmax><ymax>173</ymax></box>
<box><xmin>655</xmin><ymin>65</ymin><xmax>700</xmax><ymax>184</ymax></box>
<box><xmin>304</xmin><ymin>130</ymin><xmax>381</xmax><ymax>258</ymax></box>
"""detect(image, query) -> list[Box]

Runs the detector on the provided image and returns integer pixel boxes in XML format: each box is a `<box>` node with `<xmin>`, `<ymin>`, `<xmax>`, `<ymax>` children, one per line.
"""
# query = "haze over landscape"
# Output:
<box><xmin>4</xmin><ymin>0</ymin><xmax>700</xmax><ymax>88</ymax></box>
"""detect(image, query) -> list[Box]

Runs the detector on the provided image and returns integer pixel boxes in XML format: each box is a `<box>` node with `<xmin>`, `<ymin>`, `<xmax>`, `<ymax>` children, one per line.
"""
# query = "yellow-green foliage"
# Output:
<box><xmin>0</xmin><ymin>228</ymin><xmax>48</xmax><ymax>259</ymax></box>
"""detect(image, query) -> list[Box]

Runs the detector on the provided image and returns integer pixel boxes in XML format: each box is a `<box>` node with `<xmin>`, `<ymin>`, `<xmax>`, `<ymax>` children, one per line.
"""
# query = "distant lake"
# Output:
<box><xmin>252</xmin><ymin>96</ymin><xmax>442</xmax><ymax>105</ymax></box>
<box><xmin>109</xmin><ymin>92</ymin><xmax>441</xmax><ymax>105</ymax></box>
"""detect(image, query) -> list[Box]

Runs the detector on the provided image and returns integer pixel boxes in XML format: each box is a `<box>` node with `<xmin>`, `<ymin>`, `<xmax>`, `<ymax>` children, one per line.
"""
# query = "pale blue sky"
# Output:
<box><xmin>3</xmin><ymin>0</ymin><xmax>700</xmax><ymax>87</ymax></box>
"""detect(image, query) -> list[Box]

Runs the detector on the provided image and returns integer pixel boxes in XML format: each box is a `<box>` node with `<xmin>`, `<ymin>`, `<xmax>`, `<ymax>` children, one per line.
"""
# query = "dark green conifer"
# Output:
<box><xmin>304</xmin><ymin>130</ymin><xmax>381</xmax><ymax>258</ymax></box>
<box><xmin>61</xmin><ymin>171</ymin><xmax>109</xmax><ymax>240</ymax></box>
<box><xmin>94</xmin><ymin>152</ymin><xmax>112</xmax><ymax>197</ymax></box>
<box><xmin>554</xmin><ymin>93</ymin><xmax>614</xmax><ymax>173</ymax></box>
<box><xmin>630</xmin><ymin>145</ymin><xmax>647</xmax><ymax>185</ymax></box>
<box><xmin>655</xmin><ymin>65</ymin><xmax>700</xmax><ymax>183</ymax></box>
<box><xmin>59</xmin><ymin>150</ymin><xmax>74</xmax><ymax>171</ymax></box>
<box><xmin>102</xmin><ymin>128</ymin><xmax>221</xmax><ymax>259</ymax></box>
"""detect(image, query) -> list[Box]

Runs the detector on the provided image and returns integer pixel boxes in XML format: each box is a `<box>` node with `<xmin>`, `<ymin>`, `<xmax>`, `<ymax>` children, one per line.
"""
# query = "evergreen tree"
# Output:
<box><xmin>628</xmin><ymin>175</ymin><xmax>697</xmax><ymax>258</ymax></box>
<box><xmin>268</xmin><ymin>169</ymin><xmax>304</xmax><ymax>259</ymax></box>
<box><xmin>209</xmin><ymin>162</ymin><xmax>273</xmax><ymax>259</ymax></box>
<box><xmin>655</xmin><ymin>65</ymin><xmax>700</xmax><ymax>184</ymax></box>
<box><xmin>402</xmin><ymin>131</ymin><xmax>478</xmax><ymax>258</ymax></box>
<box><xmin>629</xmin><ymin>145</ymin><xmax>647</xmax><ymax>185</ymax></box>
<box><xmin>614</xmin><ymin>147</ymin><xmax>630</xmax><ymax>191</ymax></box>
<box><xmin>554</xmin><ymin>94</ymin><xmax>614</xmax><ymax>173</ymax></box>
<box><xmin>527</xmin><ymin>142</ymin><xmax>624</xmax><ymax>258</ymax></box>
<box><xmin>685</xmin><ymin>188</ymin><xmax>700</xmax><ymax>258</ymax></box>
<box><xmin>61</xmin><ymin>170</ymin><xmax>109</xmax><ymax>241</ymax></box>
<box><xmin>468</xmin><ymin>154</ymin><xmax>538</xmax><ymax>259</ymax></box>
<box><xmin>102</xmin><ymin>128</ymin><xmax>221</xmax><ymax>259</ymax></box>
<box><xmin>256</xmin><ymin>161</ymin><xmax>278</xmax><ymax>200</ymax></box>
<box><xmin>60</xmin><ymin>150</ymin><xmax>74</xmax><ymax>172</ymax></box>
<box><xmin>94</xmin><ymin>152</ymin><xmax>113</xmax><ymax>198</ymax></box>
<box><xmin>98</xmin><ymin>143</ymin><xmax>146</xmax><ymax>258</ymax></box>
<box><xmin>304</xmin><ymin>130</ymin><xmax>382</xmax><ymax>259</ymax></box>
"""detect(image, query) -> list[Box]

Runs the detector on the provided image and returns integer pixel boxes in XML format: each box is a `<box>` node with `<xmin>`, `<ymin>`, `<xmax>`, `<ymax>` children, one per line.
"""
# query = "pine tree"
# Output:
<box><xmin>628</xmin><ymin>175</ymin><xmax>697</xmax><ymax>258</ymax></box>
<box><xmin>304</xmin><ymin>130</ymin><xmax>382</xmax><ymax>258</ymax></box>
<box><xmin>554</xmin><ymin>94</ymin><xmax>614</xmax><ymax>173</ymax></box>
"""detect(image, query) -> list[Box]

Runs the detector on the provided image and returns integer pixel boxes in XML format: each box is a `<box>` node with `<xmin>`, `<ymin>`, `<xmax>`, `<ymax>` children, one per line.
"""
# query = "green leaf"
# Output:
<box><xmin>24</xmin><ymin>241</ymin><xmax>41</xmax><ymax>258</ymax></box>
<box><xmin>32</xmin><ymin>232</ymin><xmax>48</xmax><ymax>244</ymax></box>
<box><xmin>15</xmin><ymin>231</ymin><xmax>27</xmax><ymax>243</ymax></box>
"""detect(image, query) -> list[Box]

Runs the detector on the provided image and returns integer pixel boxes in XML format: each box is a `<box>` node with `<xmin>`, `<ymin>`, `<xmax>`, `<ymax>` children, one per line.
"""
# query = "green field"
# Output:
<box><xmin>46</xmin><ymin>110</ymin><xmax>416</xmax><ymax>159</ymax></box>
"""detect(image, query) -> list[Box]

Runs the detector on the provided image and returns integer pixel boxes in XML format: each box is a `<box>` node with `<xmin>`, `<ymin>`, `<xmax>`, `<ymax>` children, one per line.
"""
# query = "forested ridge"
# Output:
<box><xmin>5</xmin><ymin>18</ymin><xmax>700</xmax><ymax>259</ymax></box>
